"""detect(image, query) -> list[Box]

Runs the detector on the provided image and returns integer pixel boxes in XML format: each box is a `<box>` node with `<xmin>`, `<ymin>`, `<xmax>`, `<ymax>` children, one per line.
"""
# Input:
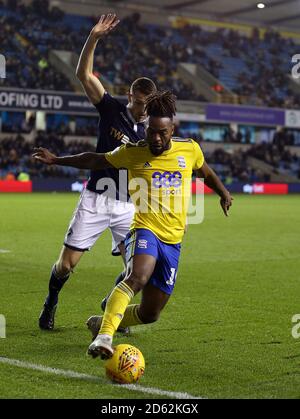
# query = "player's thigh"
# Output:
<box><xmin>149</xmin><ymin>240</ymin><xmax>181</xmax><ymax>296</ymax></box>
<box><xmin>123</xmin><ymin>229</ymin><xmax>159</xmax><ymax>293</ymax></box>
<box><xmin>139</xmin><ymin>282</ymin><xmax>170</xmax><ymax>323</ymax></box>
<box><xmin>124</xmin><ymin>254</ymin><xmax>157</xmax><ymax>294</ymax></box>
<box><xmin>64</xmin><ymin>190</ymin><xmax>111</xmax><ymax>252</ymax></box>
<box><xmin>56</xmin><ymin>245</ymin><xmax>84</xmax><ymax>272</ymax></box>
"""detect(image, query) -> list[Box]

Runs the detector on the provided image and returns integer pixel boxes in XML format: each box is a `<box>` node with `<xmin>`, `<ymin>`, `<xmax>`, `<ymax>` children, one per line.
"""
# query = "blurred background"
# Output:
<box><xmin>1</xmin><ymin>0</ymin><xmax>300</xmax><ymax>194</ymax></box>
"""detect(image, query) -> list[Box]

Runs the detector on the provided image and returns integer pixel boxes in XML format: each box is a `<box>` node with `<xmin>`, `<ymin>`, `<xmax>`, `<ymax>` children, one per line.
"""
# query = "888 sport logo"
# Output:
<box><xmin>152</xmin><ymin>171</ymin><xmax>182</xmax><ymax>189</ymax></box>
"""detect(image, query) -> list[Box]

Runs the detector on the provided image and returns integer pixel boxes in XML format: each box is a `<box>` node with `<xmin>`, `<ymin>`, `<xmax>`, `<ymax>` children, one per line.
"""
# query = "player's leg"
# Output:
<box><xmin>86</xmin><ymin>276</ymin><xmax>169</xmax><ymax>341</ymax></box>
<box><xmin>88</xmin><ymin>229</ymin><xmax>158</xmax><ymax>359</ymax></box>
<box><xmin>100</xmin><ymin>200</ymin><xmax>135</xmax><ymax>312</ymax></box>
<box><xmin>135</xmin><ymin>282</ymin><xmax>170</xmax><ymax>323</ymax></box>
<box><xmin>87</xmin><ymin>241</ymin><xmax>177</xmax><ymax>339</ymax></box>
<box><xmin>39</xmin><ymin>246</ymin><xmax>84</xmax><ymax>330</ymax></box>
<box><xmin>119</xmin><ymin>234</ymin><xmax>181</xmax><ymax>329</ymax></box>
<box><xmin>50</xmin><ymin>245</ymin><xmax>85</xmax><ymax>302</ymax></box>
<box><xmin>88</xmin><ymin>253</ymin><xmax>156</xmax><ymax>359</ymax></box>
<box><xmin>100</xmin><ymin>242</ymin><xmax>126</xmax><ymax>312</ymax></box>
<box><xmin>39</xmin><ymin>189</ymin><xmax>110</xmax><ymax>330</ymax></box>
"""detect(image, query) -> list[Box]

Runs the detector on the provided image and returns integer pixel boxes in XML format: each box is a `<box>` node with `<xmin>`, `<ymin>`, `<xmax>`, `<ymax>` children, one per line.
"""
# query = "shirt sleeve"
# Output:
<box><xmin>192</xmin><ymin>141</ymin><xmax>205</xmax><ymax>170</ymax></box>
<box><xmin>94</xmin><ymin>92</ymin><xmax>120</xmax><ymax>117</ymax></box>
<box><xmin>105</xmin><ymin>145</ymin><xmax>133</xmax><ymax>169</ymax></box>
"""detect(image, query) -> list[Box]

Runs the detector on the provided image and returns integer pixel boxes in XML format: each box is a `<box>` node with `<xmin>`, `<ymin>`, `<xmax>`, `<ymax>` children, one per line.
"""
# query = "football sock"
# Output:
<box><xmin>102</xmin><ymin>270</ymin><xmax>126</xmax><ymax>305</ymax></box>
<box><xmin>101</xmin><ymin>271</ymin><xmax>126</xmax><ymax>312</ymax></box>
<box><xmin>119</xmin><ymin>304</ymin><xmax>143</xmax><ymax>328</ymax></box>
<box><xmin>100</xmin><ymin>282</ymin><xmax>134</xmax><ymax>337</ymax></box>
<box><xmin>45</xmin><ymin>265</ymin><xmax>70</xmax><ymax>308</ymax></box>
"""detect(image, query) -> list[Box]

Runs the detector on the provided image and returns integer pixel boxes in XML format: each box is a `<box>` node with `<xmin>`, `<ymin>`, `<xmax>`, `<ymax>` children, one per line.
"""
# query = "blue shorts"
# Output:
<box><xmin>125</xmin><ymin>228</ymin><xmax>181</xmax><ymax>295</ymax></box>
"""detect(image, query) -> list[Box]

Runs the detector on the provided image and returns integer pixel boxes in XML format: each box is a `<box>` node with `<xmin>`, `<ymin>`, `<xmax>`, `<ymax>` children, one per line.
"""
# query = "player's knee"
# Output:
<box><xmin>56</xmin><ymin>259</ymin><xmax>76</xmax><ymax>276</ymax></box>
<box><xmin>124</xmin><ymin>273</ymin><xmax>149</xmax><ymax>294</ymax></box>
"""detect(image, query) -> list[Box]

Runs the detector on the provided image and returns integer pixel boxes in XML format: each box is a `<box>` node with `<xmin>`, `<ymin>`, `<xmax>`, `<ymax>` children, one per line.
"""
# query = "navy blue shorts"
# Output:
<box><xmin>125</xmin><ymin>228</ymin><xmax>181</xmax><ymax>295</ymax></box>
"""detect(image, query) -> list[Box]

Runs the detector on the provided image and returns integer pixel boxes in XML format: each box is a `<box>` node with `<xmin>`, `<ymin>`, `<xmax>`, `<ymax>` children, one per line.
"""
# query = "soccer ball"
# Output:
<box><xmin>105</xmin><ymin>344</ymin><xmax>145</xmax><ymax>384</ymax></box>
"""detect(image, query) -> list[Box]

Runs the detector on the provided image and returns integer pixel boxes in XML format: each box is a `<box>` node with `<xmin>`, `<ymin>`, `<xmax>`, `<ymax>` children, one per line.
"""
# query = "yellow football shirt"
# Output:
<box><xmin>105</xmin><ymin>138</ymin><xmax>204</xmax><ymax>244</ymax></box>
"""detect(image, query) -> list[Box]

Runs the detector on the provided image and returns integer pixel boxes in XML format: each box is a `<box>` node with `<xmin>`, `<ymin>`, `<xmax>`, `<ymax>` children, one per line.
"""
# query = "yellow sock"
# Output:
<box><xmin>119</xmin><ymin>304</ymin><xmax>143</xmax><ymax>328</ymax></box>
<box><xmin>100</xmin><ymin>282</ymin><xmax>134</xmax><ymax>337</ymax></box>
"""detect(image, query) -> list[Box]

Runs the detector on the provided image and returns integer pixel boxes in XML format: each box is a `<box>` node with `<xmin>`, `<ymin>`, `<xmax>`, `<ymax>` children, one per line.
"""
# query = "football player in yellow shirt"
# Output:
<box><xmin>33</xmin><ymin>91</ymin><xmax>233</xmax><ymax>359</ymax></box>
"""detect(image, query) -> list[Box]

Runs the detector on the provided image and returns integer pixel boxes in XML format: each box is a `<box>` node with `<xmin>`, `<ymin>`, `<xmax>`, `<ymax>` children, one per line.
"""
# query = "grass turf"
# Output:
<box><xmin>0</xmin><ymin>193</ymin><xmax>300</xmax><ymax>399</ymax></box>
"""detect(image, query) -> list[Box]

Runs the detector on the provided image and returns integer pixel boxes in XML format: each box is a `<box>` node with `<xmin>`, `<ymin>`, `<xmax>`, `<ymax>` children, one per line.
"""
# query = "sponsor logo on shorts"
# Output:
<box><xmin>138</xmin><ymin>239</ymin><xmax>148</xmax><ymax>249</ymax></box>
<box><xmin>143</xmin><ymin>162</ymin><xmax>152</xmax><ymax>168</ymax></box>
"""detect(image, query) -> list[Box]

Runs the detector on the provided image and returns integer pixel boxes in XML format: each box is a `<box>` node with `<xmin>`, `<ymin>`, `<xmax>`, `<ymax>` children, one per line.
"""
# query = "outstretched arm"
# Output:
<box><xmin>76</xmin><ymin>14</ymin><xmax>120</xmax><ymax>104</ymax></box>
<box><xmin>32</xmin><ymin>148</ymin><xmax>113</xmax><ymax>171</ymax></box>
<box><xmin>197</xmin><ymin>162</ymin><xmax>233</xmax><ymax>216</ymax></box>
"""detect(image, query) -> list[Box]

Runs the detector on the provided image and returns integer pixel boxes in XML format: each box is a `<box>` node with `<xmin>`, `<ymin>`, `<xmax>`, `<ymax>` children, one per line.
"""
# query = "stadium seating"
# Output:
<box><xmin>1</xmin><ymin>132</ymin><xmax>299</xmax><ymax>182</ymax></box>
<box><xmin>0</xmin><ymin>132</ymin><xmax>94</xmax><ymax>179</ymax></box>
<box><xmin>1</xmin><ymin>0</ymin><xmax>298</xmax><ymax>107</ymax></box>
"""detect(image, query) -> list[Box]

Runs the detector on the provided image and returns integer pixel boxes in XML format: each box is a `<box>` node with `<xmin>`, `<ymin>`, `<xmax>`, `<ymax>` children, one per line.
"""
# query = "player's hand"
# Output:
<box><xmin>32</xmin><ymin>147</ymin><xmax>57</xmax><ymax>165</ymax></box>
<box><xmin>90</xmin><ymin>14</ymin><xmax>120</xmax><ymax>40</ymax></box>
<box><xmin>220</xmin><ymin>192</ymin><xmax>233</xmax><ymax>217</ymax></box>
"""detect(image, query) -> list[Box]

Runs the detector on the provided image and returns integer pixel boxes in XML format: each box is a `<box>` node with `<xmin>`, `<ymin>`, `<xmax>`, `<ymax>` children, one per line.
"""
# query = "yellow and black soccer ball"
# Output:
<box><xmin>105</xmin><ymin>344</ymin><xmax>145</xmax><ymax>384</ymax></box>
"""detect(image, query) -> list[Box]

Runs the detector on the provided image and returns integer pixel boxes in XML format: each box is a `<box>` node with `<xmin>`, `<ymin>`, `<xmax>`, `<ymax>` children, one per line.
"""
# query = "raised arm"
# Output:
<box><xmin>76</xmin><ymin>14</ymin><xmax>120</xmax><ymax>104</ymax></box>
<box><xmin>33</xmin><ymin>147</ymin><xmax>113</xmax><ymax>171</ymax></box>
<box><xmin>197</xmin><ymin>161</ymin><xmax>233</xmax><ymax>216</ymax></box>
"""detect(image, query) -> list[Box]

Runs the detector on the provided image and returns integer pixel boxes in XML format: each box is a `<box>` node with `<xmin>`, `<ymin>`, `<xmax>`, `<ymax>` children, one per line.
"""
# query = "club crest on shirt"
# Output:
<box><xmin>177</xmin><ymin>156</ymin><xmax>186</xmax><ymax>168</ymax></box>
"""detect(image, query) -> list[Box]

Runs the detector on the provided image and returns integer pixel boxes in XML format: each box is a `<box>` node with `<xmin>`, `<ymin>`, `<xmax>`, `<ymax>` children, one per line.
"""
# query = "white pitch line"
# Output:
<box><xmin>120</xmin><ymin>383</ymin><xmax>203</xmax><ymax>399</ymax></box>
<box><xmin>0</xmin><ymin>249</ymin><xmax>11</xmax><ymax>254</ymax></box>
<box><xmin>0</xmin><ymin>357</ymin><xmax>202</xmax><ymax>399</ymax></box>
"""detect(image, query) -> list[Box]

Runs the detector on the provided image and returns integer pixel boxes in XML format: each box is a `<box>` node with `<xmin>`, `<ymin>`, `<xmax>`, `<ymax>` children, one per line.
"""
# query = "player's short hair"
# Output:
<box><xmin>130</xmin><ymin>77</ymin><xmax>157</xmax><ymax>96</ymax></box>
<box><xmin>145</xmin><ymin>91</ymin><xmax>177</xmax><ymax>119</ymax></box>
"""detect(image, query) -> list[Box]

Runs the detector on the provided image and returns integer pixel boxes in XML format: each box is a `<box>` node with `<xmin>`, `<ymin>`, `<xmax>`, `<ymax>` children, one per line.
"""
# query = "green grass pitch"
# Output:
<box><xmin>0</xmin><ymin>193</ymin><xmax>300</xmax><ymax>399</ymax></box>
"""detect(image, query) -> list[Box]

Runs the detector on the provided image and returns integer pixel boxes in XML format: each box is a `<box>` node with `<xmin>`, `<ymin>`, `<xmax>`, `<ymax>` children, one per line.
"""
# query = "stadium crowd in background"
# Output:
<box><xmin>1</xmin><ymin>132</ymin><xmax>299</xmax><ymax>183</ymax></box>
<box><xmin>1</xmin><ymin>3</ymin><xmax>72</xmax><ymax>91</ymax></box>
<box><xmin>0</xmin><ymin>132</ymin><xmax>94</xmax><ymax>179</ymax></box>
<box><xmin>1</xmin><ymin>2</ymin><xmax>300</xmax><ymax>181</ymax></box>
<box><xmin>0</xmin><ymin>0</ymin><xmax>298</xmax><ymax>107</ymax></box>
<box><xmin>180</xmin><ymin>127</ymin><xmax>297</xmax><ymax>146</ymax></box>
